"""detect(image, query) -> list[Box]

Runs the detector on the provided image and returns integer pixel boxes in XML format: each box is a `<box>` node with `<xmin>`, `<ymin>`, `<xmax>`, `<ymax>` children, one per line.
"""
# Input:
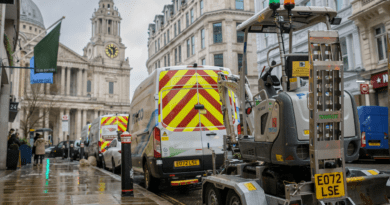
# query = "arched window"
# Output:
<box><xmin>87</xmin><ymin>80</ymin><xmax>91</xmax><ymax>93</ymax></box>
<box><xmin>108</xmin><ymin>4</ymin><xmax>110</xmax><ymax>8</ymax></box>
<box><xmin>103</xmin><ymin>4</ymin><xmax>105</xmax><ymax>8</ymax></box>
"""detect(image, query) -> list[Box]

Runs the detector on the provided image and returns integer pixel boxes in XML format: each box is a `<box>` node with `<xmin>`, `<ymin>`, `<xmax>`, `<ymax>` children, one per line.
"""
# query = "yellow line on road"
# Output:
<box><xmin>159</xmin><ymin>193</ymin><xmax>186</xmax><ymax>205</ymax></box>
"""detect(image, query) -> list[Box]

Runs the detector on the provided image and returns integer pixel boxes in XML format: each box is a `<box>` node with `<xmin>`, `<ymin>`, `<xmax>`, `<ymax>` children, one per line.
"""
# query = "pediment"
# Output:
<box><xmin>58</xmin><ymin>43</ymin><xmax>88</xmax><ymax>63</ymax></box>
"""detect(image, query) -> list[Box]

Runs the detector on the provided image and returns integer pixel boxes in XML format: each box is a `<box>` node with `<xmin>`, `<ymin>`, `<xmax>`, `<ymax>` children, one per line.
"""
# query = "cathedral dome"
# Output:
<box><xmin>20</xmin><ymin>0</ymin><xmax>45</xmax><ymax>29</ymax></box>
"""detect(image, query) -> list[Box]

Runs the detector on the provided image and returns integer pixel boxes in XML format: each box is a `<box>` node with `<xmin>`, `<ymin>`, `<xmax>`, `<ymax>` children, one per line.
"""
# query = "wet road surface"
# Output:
<box><xmin>0</xmin><ymin>158</ymin><xmax>171</xmax><ymax>205</ymax></box>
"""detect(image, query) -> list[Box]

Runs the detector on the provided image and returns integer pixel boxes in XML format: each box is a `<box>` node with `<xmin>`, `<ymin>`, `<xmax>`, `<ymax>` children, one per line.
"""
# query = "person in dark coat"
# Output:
<box><xmin>7</xmin><ymin>133</ymin><xmax>21</xmax><ymax>149</ymax></box>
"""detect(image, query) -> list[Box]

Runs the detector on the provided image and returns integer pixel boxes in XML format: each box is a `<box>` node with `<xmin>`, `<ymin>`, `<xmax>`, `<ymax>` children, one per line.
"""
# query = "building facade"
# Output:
<box><xmin>349</xmin><ymin>0</ymin><xmax>390</xmax><ymax>107</ymax></box>
<box><xmin>13</xmin><ymin>0</ymin><xmax>131</xmax><ymax>144</ymax></box>
<box><xmin>255</xmin><ymin>0</ymin><xmax>363</xmax><ymax>100</ymax></box>
<box><xmin>146</xmin><ymin>0</ymin><xmax>258</xmax><ymax>94</ymax></box>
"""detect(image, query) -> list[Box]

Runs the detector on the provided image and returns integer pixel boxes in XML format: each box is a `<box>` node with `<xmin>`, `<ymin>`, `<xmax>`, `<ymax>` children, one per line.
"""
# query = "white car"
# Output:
<box><xmin>102</xmin><ymin>138</ymin><xmax>121</xmax><ymax>173</ymax></box>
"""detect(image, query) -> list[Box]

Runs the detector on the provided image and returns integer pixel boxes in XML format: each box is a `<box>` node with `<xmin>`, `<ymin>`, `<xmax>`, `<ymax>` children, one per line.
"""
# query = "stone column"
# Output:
<box><xmin>83</xmin><ymin>70</ymin><xmax>88</xmax><ymax>96</ymax></box>
<box><xmin>76</xmin><ymin>109</ymin><xmax>82</xmax><ymax>140</ymax></box>
<box><xmin>82</xmin><ymin>109</ymin><xmax>87</xmax><ymax>127</ymax></box>
<box><xmin>66</xmin><ymin>68</ymin><xmax>71</xmax><ymax>95</ymax></box>
<box><xmin>77</xmin><ymin>69</ymin><xmax>82</xmax><ymax>96</ymax></box>
<box><xmin>39</xmin><ymin>108</ymin><xmax>44</xmax><ymax>128</ymax></box>
<box><xmin>61</xmin><ymin>67</ymin><xmax>65</xmax><ymax>95</ymax></box>
<box><xmin>44</xmin><ymin>109</ymin><xmax>49</xmax><ymax>144</ymax></box>
<box><xmin>353</xmin><ymin>31</ymin><xmax>363</xmax><ymax>69</ymax></box>
<box><xmin>94</xmin><ymin>110</ymin><xmax>99</xmax><ymax>120</ymax></box>
<box><xmin>0</xmin><ymin>84</ymin><xmax>10</xmax><ymax>169</ymax></box>
<box><xmin>64</xmin><ymin>109</ymin><xmax>70</xmax><ymax>141</ymax></box>
<box><xmin>58</xmin><ymin>109</ymin><xmax>64</xmax><ymax>144</ymax></box>
<box><xmin>45</xmin><ymin>83</ymin><xmax>50</xmax><ymax>95</ymax></box>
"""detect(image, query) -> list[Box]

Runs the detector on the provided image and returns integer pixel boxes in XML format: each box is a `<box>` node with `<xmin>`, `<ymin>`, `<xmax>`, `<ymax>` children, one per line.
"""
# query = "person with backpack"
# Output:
<box><xmin>34</xmin><ymin>135</ymin><xmax>45</xmax><ymax>166</ymax></box>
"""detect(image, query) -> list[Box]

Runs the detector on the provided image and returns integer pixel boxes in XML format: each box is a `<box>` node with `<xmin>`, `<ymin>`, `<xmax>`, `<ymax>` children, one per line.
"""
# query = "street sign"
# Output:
<box><xmin>62</xmin><ymin>115</ymin><xmax>68</xmax><ymax>121</ymax></box>
<box><xmin>360</xmin><ymin>84</ymin><xmax>369</xmax><ymax>94</ymax></box>
<box><xmin>0</xmin><ymin>0</ymin><xmax>14</xmax><ymax>4</ymax></box>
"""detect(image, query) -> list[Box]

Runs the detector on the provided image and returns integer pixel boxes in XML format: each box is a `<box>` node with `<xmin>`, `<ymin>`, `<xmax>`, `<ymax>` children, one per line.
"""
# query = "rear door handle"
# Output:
<box><xmin>195</xmin><ymin>104</ymin><xmax>205</xmax><ymax>110</ymax></box>
<box><xmin>206</xmin><ymin>132</ymin><xmax>217</xmax><ymax>136</ymax></box>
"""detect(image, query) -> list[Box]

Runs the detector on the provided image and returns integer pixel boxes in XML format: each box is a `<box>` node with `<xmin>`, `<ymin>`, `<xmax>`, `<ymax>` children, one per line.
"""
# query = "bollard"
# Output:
<box><xmin>80</xmin><ymin>143</ymin><xmax>84</xmax><ymax>160</ymax></box>
<box><xmin>62</xmin><ymin>145</ymin><xmax>66</xmax><ymax>159</ymax></box>
<box><xmin>121</xmin><ymin>131</ymin><xmax>133</xmax><ymax>197</ymax></box>
<box><xmin>212</xmin><ymin>149</ymin><xmax>216</xmax><ymax>175</ymax></box>
<box><xmin>70</xmin><ymin>143</ymin><xmax>74</xmax><ymax>162</ymax></box>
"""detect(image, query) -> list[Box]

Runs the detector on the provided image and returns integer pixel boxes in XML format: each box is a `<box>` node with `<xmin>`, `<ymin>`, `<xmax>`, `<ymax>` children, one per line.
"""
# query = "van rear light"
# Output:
<box><xmin>361</xmin><ymin>132</ymin><xmax>366</xmax><ymax>148</ymax></box>
<box><xmin>118</xmin><ymin>150</ymin><xmax>121</xmax><ymax>153</ymax></box>
<box><xmin>237</xmin><ymin>125</ymin><xmax>241</xmax><ymax>135</ymax></box>
<box><xmin>154</xmin><ymin>127</ymin><xmax>162</xmax><ymax>158</ymax></box>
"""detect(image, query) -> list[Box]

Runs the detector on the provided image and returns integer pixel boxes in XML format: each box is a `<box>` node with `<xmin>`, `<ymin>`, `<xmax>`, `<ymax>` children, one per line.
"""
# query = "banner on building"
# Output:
<box><xmin>34</xmin><ymin>22</ymin><xmax>61</xmax><ymax>73</ymax></box>
<box><xmin>30</xmin><ymin>57</ymin><xmax>53</xmax><ymax>84</ymax></box>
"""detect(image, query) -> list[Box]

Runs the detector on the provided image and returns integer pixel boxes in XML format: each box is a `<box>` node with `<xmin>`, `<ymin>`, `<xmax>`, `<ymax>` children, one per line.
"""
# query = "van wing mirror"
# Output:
<box><xmin>194</xmin><ymin>104</ymin><xmax>204</xmax><ymax>110</ymax></box>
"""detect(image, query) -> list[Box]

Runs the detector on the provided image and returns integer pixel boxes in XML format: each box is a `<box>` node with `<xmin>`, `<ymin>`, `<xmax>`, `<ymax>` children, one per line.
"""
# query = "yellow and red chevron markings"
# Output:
<box><xmin>158</xmin><ymin>69</ymin><xmax>232</xmax><ymax>132</ymax></box>
<box><xmin>100</xmin><ymin>115</ymin><xmax>128</xmax><ymax>152</ymax></box>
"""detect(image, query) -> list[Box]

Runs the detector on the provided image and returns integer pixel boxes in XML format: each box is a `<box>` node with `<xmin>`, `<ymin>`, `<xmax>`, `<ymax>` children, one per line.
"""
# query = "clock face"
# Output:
<box><xmin>105</xmin><ymin>44</ymin><xmax>119</xmax><ymax>58</ymax></box>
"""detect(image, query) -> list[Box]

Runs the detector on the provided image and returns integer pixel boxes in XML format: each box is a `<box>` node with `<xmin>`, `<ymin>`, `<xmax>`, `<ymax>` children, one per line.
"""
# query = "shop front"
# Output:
<box><xmin>371</xmin><ymin>71</ymin><xmax>388</xmax><ymax>107</ymax></box>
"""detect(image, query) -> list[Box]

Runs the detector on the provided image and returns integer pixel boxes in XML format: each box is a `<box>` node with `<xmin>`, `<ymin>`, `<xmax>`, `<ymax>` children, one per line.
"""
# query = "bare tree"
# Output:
<box><xmin>19</xmin><ymin>83</ymin><xmax>61</xmax><ymax>140</ymax></box>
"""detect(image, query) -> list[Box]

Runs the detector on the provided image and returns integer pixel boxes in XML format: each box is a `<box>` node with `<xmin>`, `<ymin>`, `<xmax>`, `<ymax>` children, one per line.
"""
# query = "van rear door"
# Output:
<box><xmin>159</xmin><ymin>69</ymin><xmax>204</xmax><ymax>173</ymax></box>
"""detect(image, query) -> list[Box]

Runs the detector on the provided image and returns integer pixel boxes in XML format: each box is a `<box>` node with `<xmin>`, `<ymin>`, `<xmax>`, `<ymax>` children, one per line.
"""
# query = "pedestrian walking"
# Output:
<box><xmin>33</xmin><ymin>135</ymin><xmax>45</xmax><ymax>166</ymax></box>
<box><xmin>7</xmin><ymin>132</ymin><xmax>21</xmax><ymax>149</ymax></box>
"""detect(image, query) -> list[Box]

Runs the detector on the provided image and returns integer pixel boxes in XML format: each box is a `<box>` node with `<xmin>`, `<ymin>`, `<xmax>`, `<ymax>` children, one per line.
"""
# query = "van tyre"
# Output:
<box><xmin>226</xmin><ymin>190</ymin><xmax>241</xmax><ymax>205</ymax></box>
<box><xmin>205</xmin><ymin>184</ymin><xmax>221</xmax><ymax>205</ymax></box>
<box><xmin>102</xmin><ymin>158</ymin><xmax>106</xmax><ymax>170</ymax></box>
<box><xmin>144</xmin><ymin>164</ymin><xmax>158</xmax><ymax>191</ymax></box>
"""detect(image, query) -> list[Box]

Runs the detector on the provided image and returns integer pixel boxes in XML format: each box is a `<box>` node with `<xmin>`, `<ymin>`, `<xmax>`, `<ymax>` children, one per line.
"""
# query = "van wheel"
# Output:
<box><xmin>226</xmin><ymin>190</ymin><xmax>241</xmax><ymax>205</ymax></box>
<box><xmin>205</xmin><ymin>184</ymin><xmax>221</xmax><ymax>205</ymax></box>
<box><xmin>102</xmin><ymin>158</ymin><xmax>107</xmax><ymax>170</ymax></box>
<box><xmin>144</xmin><ymin>164</ymin><xmax>158</xmax><ymax>191</ymax></box>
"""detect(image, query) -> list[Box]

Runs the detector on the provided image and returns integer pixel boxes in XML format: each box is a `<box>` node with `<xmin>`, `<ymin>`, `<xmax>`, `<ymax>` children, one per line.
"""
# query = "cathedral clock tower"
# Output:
<box><xmin>84</xmin><ymin>0</ymin><xmax>126</xmax><ymax>67</ymax></box>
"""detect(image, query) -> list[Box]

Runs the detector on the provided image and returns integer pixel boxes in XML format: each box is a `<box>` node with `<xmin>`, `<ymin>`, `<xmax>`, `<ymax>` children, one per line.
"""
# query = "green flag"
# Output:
<box><xmin>34</xmin><ymin>22</ymin><xmax>61</xmax><ymax>73</ymax></box>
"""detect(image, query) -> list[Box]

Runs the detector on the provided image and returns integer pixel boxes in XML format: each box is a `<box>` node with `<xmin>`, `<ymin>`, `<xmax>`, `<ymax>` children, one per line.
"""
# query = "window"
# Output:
<box><xmin>304</xmin><ymin>0</ymin><xmax>311</xmax><ymax>6</ymax></box>
<box><xmin>158</xmin><ymin>38</ymin><xmax>160</xmax><ymax>50</ymax></box>
<box><xmin>109</xmin><ymin>82</ymin><xmax>114</xmax><ymax>94</ymax></box>
<box><xmin>237</xmin><ymin>23</ymin><xmax>244</xmax><ymax>43</ymax></box>
<box><xmin>155</xmin><ymin>41</ymin><xmax>157</xmax><ymax>53</ymax></box>
<box><xmin>178</xmin><ymin>20</ymin><xmax>181</xmax><ymax>34</ymax></box>
<box><xmin>29</xmin><ymin>26</ymin><xmax>32</xmax><ymax>30</ymax></box>
<box><xmin>164</xmin><ymin>56</ymin><xmax>167</xmax><ymax>67</ymax></box>
<box><xmin>35</xmin><ymin>28</ymin><xmax>37</xmax><ymax>32</ymax></box>
<box><xmin>202</xmin><ymin>58</ymin><xmax>206</xmax><ymax>65</ymax></box>
<box><xmin>174</xmin><ymin>23</ymin><xmax>177</xmax><ymax>37</ymax></box>
<box><xmin>108</xmin><ymin>4</ymin><xmax>110</xmax><ymax>8</ymax></box>
<box><xmin>167</xmin><ymin>29</ymin><xmax>170</xmax><ymax>42</ymax></box>
<box><xmin>264</xmin><ymin>33</ymin><xmax>269</xmax><ymax>47</ymax></box>
<box><xmin>200</xmin><ymin>0</ymin><xmax>204</xmax><ymax>15</ymax></box>
<box><xmin>179</xmin><ymin>46</ymin><xmax>182</xmax><ymax>62</ymax></box>
<box><xmin>335</xmin><ymin>0</ymin><xmax>343</xmax><ymax>11</ymax></box>
<box><xmin>213</xmin><ymin>23</ymin><xmax>222</xmax><ymax>43</ymax></box>
<box><xmin>375</xmin><ymin>25</ymin><xmax>388</xmax><ymax>61</ymax></box>
<box><xmin>164</xmin><ymin>33</ymin><xmax>166</xmax><ymax>46</ymax></box>
<box><xmin>236</xmin><ymin>0</ymin><xmax>244</xmax><ymax>9</ymax></box>
<box><xmin>87</xmin><ymin>80</ymin><xmax>91</xmax><ymax>93</ymax></box>
<box><xmin>158</xmin><ymin>60</ymin><xmax>160</xmax><ymax>68</ymax></box>
<box><xmin>238</xmin><ymin>54</ymin><xmax>243</xmax><ymax>70</ymax></box>
<box><xmin>175</xmin><ymin>48</ymin><xmax>178</xmax><ymax>64</ymax></box>
<box><xmin>187</xmin><ymin>39</ymin><xmax>191</xmax><ymax>58</ymax></box>
<box><xmin>176</xmin><ymin>0</ymin><xmax>179</xmax><ymax>11</ymax></box>
<box><xmin>108</xmin><ymin>27</ymin><xmax>111</xmax><ymax>34</ymax></box>
<box><xmin>191</xmin><ymin>36</ymin><xmax>195</xmax><ymax>55</ymax></box>
<box><xmin>23</xmin><ymin>25</ymin><xmax>26</xmax><ymax>29</ymax></box>
<box><xmin>262</xmin><ymin>0</ymin><xmax>267</xmax><ymax>9</ymax></box>
<box><xmin>168</xmin><ymin>53</ymin><xmax>170</xmax><ymax>66</ymax></box>
<box><xmin>214</xmin><ymin>54</ymin><xmax>223</xmax><ymax>67</ymax></box>
<box><xmin>186</xmin><ymin>13</ymin><xmax>189</xmax><ymax>27</ymax></box>
<box><xmin>340</xmin><ymin>38</ymin><xmax>348</xmax><ymax>70</ymax></box>
<box><xmin>201</xmin><ymin>29</ymin><xmax>205</xmax><ymax>49</ymax></box>
<box><xmin>190</xmin><ymin>9</ymin><xmax>194</xmax><ymax>23</ymax></box>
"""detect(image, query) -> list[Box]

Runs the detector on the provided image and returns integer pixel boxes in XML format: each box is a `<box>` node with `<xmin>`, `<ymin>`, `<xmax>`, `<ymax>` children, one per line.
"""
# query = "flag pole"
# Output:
<box><xmin>12</xmin><ymin>16</ymin><xmax>65</xmax><ymax>57</ymax></box>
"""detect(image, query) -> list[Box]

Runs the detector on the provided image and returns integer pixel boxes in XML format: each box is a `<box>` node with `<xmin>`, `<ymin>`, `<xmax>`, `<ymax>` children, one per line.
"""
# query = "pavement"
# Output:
<box><xmin>0</xmin><ymin>158</ymin><xmax>172</xmax><ymax>205</ymax></box>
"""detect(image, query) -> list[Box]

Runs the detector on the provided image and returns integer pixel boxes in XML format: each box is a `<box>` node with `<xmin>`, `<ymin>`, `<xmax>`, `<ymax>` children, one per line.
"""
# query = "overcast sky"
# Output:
<box><xmin>34</xmin><ymin>0</ymin><xmax>171</xmax><ymax>101</ymax></box>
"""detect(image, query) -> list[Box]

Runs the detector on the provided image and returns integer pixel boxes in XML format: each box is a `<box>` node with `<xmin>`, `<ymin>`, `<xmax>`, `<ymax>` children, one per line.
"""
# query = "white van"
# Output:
<box><xmin>129</xmin><ymin>65</ymin><xmax>239</xmax><ymax>190</ymax></box>
<box><xmin>90</xmin><ymin>114</ymin><xmax>129</xmax><ymax>167</ymax></box>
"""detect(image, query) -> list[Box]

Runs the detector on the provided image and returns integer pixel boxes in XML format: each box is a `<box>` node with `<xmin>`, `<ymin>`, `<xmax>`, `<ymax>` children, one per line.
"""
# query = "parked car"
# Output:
<box><xmin>358</xmin><ymin>106</ymin><xmax>389</xmax><ymax>160</ymax></box>
<box><xmin>81</xmin><ymin>124</ymin><xmax>91</xmax><ymax>159</ymax></box>
<box><xmin>49</xmin><ymin>140</ymin><xmax>81</xmax><ymax>160</ymax></box>
<box><xmin>102</xmin><ymin>138</ymin><xmax>121</xmax><ymax>173</ymax></box>
<box><xmin>45</xmin><ymin>146</ymin><xmax>55</xmax><ymax>158</ymax></box>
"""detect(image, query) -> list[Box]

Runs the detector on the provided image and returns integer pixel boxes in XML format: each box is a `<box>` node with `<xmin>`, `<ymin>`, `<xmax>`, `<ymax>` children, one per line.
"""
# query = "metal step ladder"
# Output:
<box><xmin>308</xmin><ymin>30</ymin><xmax>353</xmax><ymax>205</ymax></box>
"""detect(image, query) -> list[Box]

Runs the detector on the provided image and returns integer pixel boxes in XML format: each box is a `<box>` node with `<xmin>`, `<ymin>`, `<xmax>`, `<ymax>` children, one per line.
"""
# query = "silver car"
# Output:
<box><xmin>102</xmin><ymin>138</ymin><xmax>121</xmax><ymax>174</ymax></box>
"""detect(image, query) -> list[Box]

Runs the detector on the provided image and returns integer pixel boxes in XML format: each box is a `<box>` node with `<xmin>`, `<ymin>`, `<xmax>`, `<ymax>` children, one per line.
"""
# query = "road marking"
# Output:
<box><xmin>159</xmin><ymin>193</ymin><xmax>186</xmax><ymax>205</ymax></box>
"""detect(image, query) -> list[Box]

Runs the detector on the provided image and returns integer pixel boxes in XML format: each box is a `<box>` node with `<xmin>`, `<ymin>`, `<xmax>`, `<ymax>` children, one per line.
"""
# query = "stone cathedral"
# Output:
<box><xmin>13</xmin><ymin>0</ymin><xmax>132</xmax><ymax>144</ymax></box>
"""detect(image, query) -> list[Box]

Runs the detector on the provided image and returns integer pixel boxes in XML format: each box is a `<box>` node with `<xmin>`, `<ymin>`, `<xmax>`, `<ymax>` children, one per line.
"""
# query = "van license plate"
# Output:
<box><xmin>314</xmin><ymin>172</ymin><xmax>345</xmax><ymax>200</ymax></box>
<box><xmin>369</xmin><ymin>143</ymin><xmax>380</xmax><ymax>146</ymax></box>
<box><xmin>174</xmin><ymin>160</ymin><xmax>200</xmax><ymax>167</ymax></box>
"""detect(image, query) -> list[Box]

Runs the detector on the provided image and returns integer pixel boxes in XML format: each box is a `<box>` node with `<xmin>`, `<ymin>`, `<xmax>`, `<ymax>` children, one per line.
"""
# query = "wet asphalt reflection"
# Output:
<box><xmin>0</xmin><ymin>158</ymin><xmax>171</xmax><ymax>205</ymax></box>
